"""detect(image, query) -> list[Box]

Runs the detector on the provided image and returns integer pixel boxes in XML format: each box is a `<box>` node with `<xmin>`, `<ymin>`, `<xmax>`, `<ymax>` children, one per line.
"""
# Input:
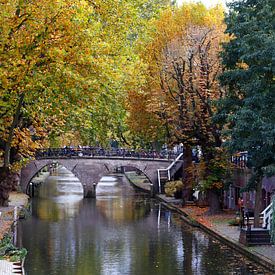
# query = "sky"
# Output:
<box><xmin>177</xmin><ymin>0</ymin><xmax>233</xmax><ymax>8</ymax></box>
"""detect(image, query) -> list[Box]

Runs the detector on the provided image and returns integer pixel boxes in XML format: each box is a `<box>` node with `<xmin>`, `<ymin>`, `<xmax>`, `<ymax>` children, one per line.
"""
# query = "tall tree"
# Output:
<box><xmin>128</xmin><ymin>3</ymin><xmax>228</xmax><ymax>212</ymax></box>
<box><xmin>218</xmin><ymin>0</ymin><xmax>274</xmax><ymax>226</ymax></box>
<box><xmin>0</xmin><ymin>0</ymin><xmax>99</xmax><ymax>204</ymax></box>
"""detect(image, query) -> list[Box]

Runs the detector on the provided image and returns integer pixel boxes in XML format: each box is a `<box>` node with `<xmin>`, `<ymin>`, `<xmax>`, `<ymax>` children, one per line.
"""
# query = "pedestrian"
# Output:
<box><xmin>238</xmin><ymin>197</ymin><xmax>244</xmax><ymax>227</ymax></box>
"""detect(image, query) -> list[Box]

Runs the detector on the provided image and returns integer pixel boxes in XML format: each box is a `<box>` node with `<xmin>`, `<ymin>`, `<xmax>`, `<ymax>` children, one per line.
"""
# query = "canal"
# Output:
<box><xmin>17</xmin><ymin>166</ymin><xmax>269</xmax><ymax>275</ymax></box>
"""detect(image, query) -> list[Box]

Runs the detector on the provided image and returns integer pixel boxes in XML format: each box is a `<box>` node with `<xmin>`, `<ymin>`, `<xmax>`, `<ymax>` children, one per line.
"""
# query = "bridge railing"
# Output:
<box><xmin>35</xmin><ymin>147</ymin><xmax>178</xmax><ymax>160</ymax></box>
<box><xmin>157</xmin><ymin>153</ymin><xmax>184</xmax><ymax>193</ymax></box>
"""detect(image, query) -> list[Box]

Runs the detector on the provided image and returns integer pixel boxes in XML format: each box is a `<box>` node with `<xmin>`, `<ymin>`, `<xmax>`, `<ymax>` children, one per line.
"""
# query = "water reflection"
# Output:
<box><xmin>18</xmin><ymin>167</ymin><xmax>270</xmax><ymax>275</ymax></box>
<box><xmin>34</xmin><ymin>167</ymin><xmax>83</xmax><ymax>221</ymax></box>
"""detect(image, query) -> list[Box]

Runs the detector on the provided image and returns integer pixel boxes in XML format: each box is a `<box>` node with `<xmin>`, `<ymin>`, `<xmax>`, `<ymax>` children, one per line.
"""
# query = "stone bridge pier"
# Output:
<box><xmin>20</xmin><ymin>158</ymin><xmax>174</xmax><ymax>198</ymax></box>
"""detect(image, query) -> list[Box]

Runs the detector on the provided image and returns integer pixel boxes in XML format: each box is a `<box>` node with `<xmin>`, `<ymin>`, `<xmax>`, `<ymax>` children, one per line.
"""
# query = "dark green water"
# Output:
<box><xmin>17</xmin><ymin>167</ymin><xmax>269</xmax><ymax>275</ymax></box>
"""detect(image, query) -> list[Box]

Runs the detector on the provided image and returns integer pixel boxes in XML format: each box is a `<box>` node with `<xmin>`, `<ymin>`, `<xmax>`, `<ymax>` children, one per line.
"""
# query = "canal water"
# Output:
<box><xmin>17</xmin><ymin>167</ymin><xmax>269</xmax><ymax>275</ymax></box>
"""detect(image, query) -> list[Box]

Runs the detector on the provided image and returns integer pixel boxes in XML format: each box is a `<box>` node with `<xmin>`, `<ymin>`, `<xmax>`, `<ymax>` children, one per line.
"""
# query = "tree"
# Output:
<box><xmin>0</xmin><ymin>0</ymin><xmax>171</xmax><ymax>205</ymax></box>
<box><xmin>218</xmin><ymin>0</ymin><xmax>274</xmax><ymax>226</ymax></box>
<box><xmin>128</xmin><ymin>3</ymin><xmax>228</xmax><ymax>212</ymax></box>
<box><xmin>46</xmin><ymin>0</ymin><xmax>172</xmax><ymax>148</ymax></box>
<box><xmin>0</xmin><ymin>0</ymin><xmax>94</xmax><ymax>204</ymax></box>
<box><xmin>0</xmin><ymin>0</ymin><xmax>112</xmax><ymax>204</ymax></box>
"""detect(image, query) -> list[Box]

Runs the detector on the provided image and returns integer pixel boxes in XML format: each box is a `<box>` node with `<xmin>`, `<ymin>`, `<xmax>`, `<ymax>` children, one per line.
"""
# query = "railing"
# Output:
<box><xmin>231</xmin><ymin>151</ymin><xmax>248</xmax><ymax>168</ymax></box>
<box><xmin>36</xmin><ymin>147</ymin><xmax>178</xmax><ymax>160</ymax></box>
<box><xmin>157</xmin><ymin>153</ymin><xmax>184</xmax><ymax>193</ymax></box>
<box><xmin>261</xmin><ymin>200</ymin><xmax>273</xmax><ymax>230</ymax></box>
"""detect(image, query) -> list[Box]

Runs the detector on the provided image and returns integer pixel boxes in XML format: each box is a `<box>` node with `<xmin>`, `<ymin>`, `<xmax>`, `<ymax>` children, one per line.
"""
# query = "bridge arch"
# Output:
<box><xmin>20</xmin><ymin>157</ymin><xmax>176</xmax><ymax>197</ymax></box>
<box><xmin>22</xmin><ymin>160</ymin><xmax>86</xmax><ymax>196</ymax></box>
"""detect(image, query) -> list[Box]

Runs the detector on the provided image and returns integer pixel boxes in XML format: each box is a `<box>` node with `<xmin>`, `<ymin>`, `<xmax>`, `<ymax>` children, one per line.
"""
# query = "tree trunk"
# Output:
<box><xmin>0</xmin><ymin>168</ymin><xmax>19</xmax><ymax>206</ymax></box>
<box><xmin>1</xmin><ymin>94</ymin><xmax>24</xmax><ymax>206</ymax></box>
<box><xmin>254</xmin><ymin>177</ymin><xmax>263</xmax><ymax>228</ymax></box>
<box><xmin>4</xmin><ymin>93</ymin><xmax>24</xmax><ymax>167</ymax></box>
<box><xmin>206</xmin><ymin>189</ymin><xmax>222</xmax><ymax>215</ymax></box>
<box><xmin>182</xmin><ymin>145</ymin><xmax>193</xmax><ymax>204</ymax></box>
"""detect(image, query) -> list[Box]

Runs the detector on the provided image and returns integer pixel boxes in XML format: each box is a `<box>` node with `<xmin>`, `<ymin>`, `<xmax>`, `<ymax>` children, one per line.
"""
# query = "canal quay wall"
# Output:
<box><xmin>125</xmin><ymin>173</ymin><xmax>275</xmax><ymax>274</ymax></box>
<box><xmin>157</xmin><ymin>194</ymin><xmax>275</xmax><ymax>273</ymax></box>
<box><xmin>124</xmin><ymin>171</ymin><xmax>275</xmax><ymax>273</ymax></box>
<box><xmin>0</xmin><ymin>192</ymin><xmax>29</xmax><ymax>274</ymax></box>
<box><xmin>0</xmin><ymin>192</ymin><xmax>29</xmax><ymax>240</ymax></box>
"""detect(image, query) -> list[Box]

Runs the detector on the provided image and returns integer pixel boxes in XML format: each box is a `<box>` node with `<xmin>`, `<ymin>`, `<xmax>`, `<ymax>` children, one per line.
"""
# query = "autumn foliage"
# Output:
<box><xmin>0</xmin><ymin>0</ymin><xmax>170</xmax><ymax>205</ymax></box>
<box><xmin>127</xmin><ymin>3</ymin><xmax>228</xmax><ymax>212</ymax></box>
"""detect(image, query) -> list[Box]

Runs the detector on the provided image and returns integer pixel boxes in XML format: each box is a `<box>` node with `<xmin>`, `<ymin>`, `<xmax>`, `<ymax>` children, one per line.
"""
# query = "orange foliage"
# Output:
<box><xmin>127</xmin><ymin>3</ymin><xmax>227</xmax><ymax>150</ymax></box>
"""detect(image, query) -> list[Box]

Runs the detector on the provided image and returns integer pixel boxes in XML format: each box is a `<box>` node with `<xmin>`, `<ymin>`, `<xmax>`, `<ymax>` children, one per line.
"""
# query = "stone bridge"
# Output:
<box><xmin>20</xmin><ymin>157</ymin><xmax>176</xmax><ymax>197</ymax></box>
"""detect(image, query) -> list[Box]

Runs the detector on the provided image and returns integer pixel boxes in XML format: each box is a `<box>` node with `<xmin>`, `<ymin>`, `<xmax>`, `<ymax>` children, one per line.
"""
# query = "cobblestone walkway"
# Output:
<box><xmin>211</xmin><ymin>220</ymin><xmax>275</xmax><ymax>263</ymax></box>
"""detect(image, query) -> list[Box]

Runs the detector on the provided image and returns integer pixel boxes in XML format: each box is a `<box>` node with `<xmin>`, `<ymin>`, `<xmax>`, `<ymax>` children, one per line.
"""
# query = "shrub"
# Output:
<box><xmin>0</xmin><ymin>234</ymin><xmax>27</xmax><ymax>262</ymax></box>
<box><xmin>164</xmin><ymin>180</ymin><xmax>183</xmax><ymax>197</ymax></box>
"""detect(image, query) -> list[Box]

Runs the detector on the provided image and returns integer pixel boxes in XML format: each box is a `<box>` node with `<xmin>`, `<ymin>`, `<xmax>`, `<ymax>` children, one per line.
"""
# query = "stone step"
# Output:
<box><xmin>239</xmin><ymin>228</ymin><xmax>271</xmax><ymax>245</ymax></box>
<box><xmin>246</xmin><ymin>237</ymin><xmax>271</xmax><ymax>242</ymax></box>
<box><xmin>247</xmin><ymin>242</ymin><xmax>271</xmax><ymax>245</ymax></box>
